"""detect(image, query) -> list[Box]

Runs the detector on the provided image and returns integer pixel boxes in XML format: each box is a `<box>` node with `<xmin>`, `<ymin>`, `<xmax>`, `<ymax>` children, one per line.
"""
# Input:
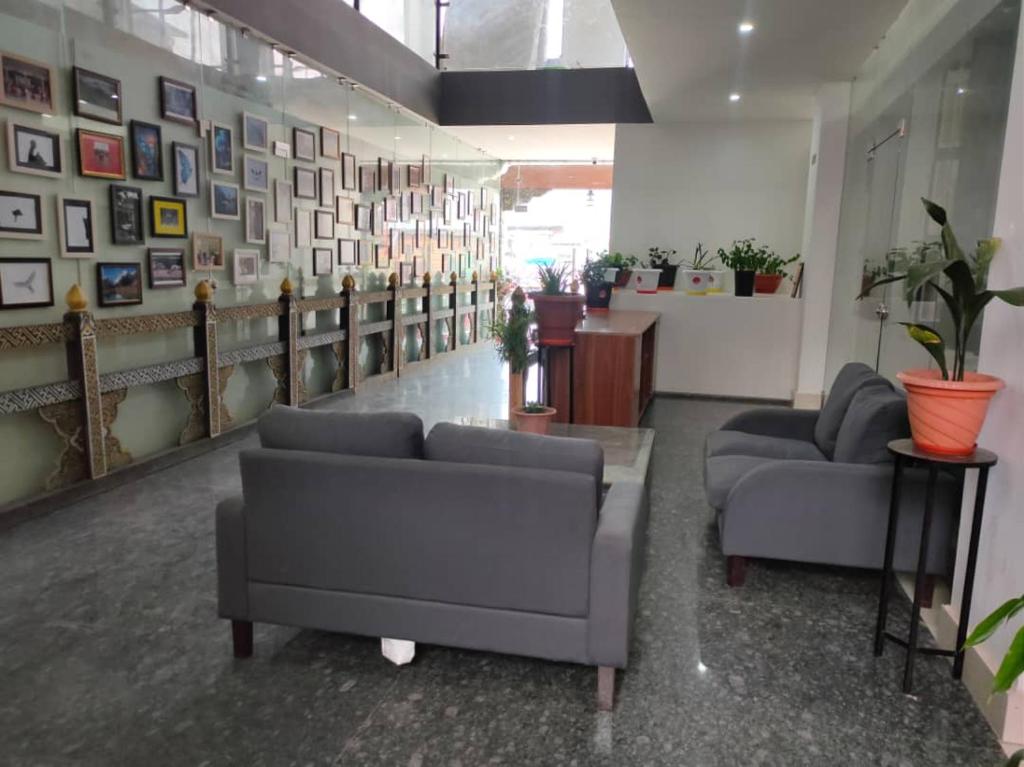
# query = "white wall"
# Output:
<box><xmin>610</xmin><ymin>122</ymin><xmax>812</xmax><ymax>270</ymax></box>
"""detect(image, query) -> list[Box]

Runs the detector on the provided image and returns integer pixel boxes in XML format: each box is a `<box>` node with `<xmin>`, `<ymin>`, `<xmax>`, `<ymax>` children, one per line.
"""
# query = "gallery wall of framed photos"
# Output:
<box><xmin>0</xmin><ymin>0</ymin><xmax>502</xmax><ymax>506</ymax></box>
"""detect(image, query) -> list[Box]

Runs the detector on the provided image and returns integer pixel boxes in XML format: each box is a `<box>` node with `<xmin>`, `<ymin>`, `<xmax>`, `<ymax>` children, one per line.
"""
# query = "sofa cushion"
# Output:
<box><xmin>814</xmin><ymin>363</ymin><xmax>892</xmax><ymax>459</ymax></box>
<box><xmin>258</xmin><ymin>405</ymin><xmax>424</xmax><ymax>458</ymax></box>
<box><xmin>833</xmin><ymin>387</ymin><xmax>909</xmax><ymax>464</ymax></box>
<box><xmin>425</xmin><ymin>422</ymin><xmax>603</xmax><ymax>508</ymax></box>
<box><xmin>704</xmin><ymin>455</ymin><xmax>775</xmax><ymax>510</ymax></box>
<box><xmin>706</xmin><ymin>430</ymin><xmax>826</xmax><ymax>461</ymax></box>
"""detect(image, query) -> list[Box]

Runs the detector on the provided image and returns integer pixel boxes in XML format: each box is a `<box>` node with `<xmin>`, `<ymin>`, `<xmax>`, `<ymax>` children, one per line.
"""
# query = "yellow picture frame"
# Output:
<box><xmin>149</xmin><ymin>196</ymin><xmax>188</xmax><ymax>238</ymax></box>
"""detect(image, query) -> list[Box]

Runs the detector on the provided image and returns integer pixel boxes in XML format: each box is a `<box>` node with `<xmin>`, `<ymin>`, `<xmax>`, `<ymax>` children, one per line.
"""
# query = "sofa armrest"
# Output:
<box><xmin>216</xmin><ymin>495</ymin><xmax>249</xmax><ymax>619</ymax></box>
<box><xmin>588</xmin><ymin>481</ymin><xmax>648</xmax><ymax>668</ymax></box>
<box><xmin>719</xmin><ymin>407</ymin><xmax>820</xmax><ymax>442</ymax></box>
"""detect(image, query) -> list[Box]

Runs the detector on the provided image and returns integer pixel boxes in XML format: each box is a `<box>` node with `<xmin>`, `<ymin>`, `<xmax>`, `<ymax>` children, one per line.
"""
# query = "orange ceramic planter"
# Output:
<box><xmin>512</xmin><ymin>406</ymin><xmax>557</xmax><ymax>435</ymax></box>
<box><xmin>897</xmin><ymin>369</ymin><xmax>1005</xmax><ymax>456</ymax></box>
<box><xmin>754</xmin><ymin>274</ymin><xmax>784</xmax><ymax>294</ymax></box>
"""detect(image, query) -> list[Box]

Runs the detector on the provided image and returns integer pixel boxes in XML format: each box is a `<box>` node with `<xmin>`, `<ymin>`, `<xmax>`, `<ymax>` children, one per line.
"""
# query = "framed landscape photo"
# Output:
<box><xmin>268</xmin><ymin>226</ymin><xmax>290</xmax><ymax>263</ymax></box>
<box><xmin>0</xmin><ymin>52</ymin><xmax>55</xmax><ymax>114</ymax></box>
<box><xmin>245</xmin><ymin>196</ymin><xmax>266</xmax><ymax>244</ymax></box>
<box><xmin>110</xmin><ymin>185</ymin><xmax>144</xmax><ymax>245</ymax></box>
<box><xmin>6</xmin><ymin>122</ymin><xmax>62</xmax><ymax>178</ymax></box>
<box><xmin>210</xmin><ymin>122</ymin><xmax>234</xmax><ymax>175</ymax></box>
<box><xmin>233</xmin><ymin>248</ymin><xmax>260</xmax><ymax>285</ymax></box>
<box><xmin>294</xmin><ymin>166</ymin><xmax>316</xmax><ymax>200</ymax></box>
<box><xmin>314</xmin><ymin>209</ymin><xmax>334</xmax><ymax>240</ymax></box>
<box><xmin>242</xmin><ymin>112</ymin><xmax>269</xmax><ymax>152</ymax></box>
<box><xmin>338</xmin><ymin>238</ymin><xmax>357</xmax><ymax>266</ymax></box>
<box><xmin>274</xmin><ymin>179</ymin><xmax>293</xmax><ymax>224</ymax></box>
<box><xmin>96</xmin><ymin>261</ymin><xmax>143</xmax><ymax>307</ymax></box>
<box><xmin>159</xmin><ymin>76</ymin><xmax>197</xmax><ymax>125</ymax></box>
<box><xmin>149</xmin><ymin>195</ymin><xmax>188</xmax><ymax>238</ymax></box>
<box><xmin>147</xmin><ymin>248</ymin><xmax>186</xmax><ymax>289</ymax></box>
<box><xmin>320</xmin><ymin>127</ymin><xmax>340</xmax><ymax>159</ymax></box>
<box><xmin>72</xmin><ymin>67</ymin><xmax>121</xmax><ymax>125</ymax></box>
<box><xmin>210</xmin><ymin>180</ymin><xmax>240</xmax><ymax>220</ymax></box>
<box><xmin>243</xmin><ymin>155</ymin><xmax>269</xmax><ymax>192</ymax></box>
<box><xmin>336</xmin><ymin>196</ymin><xmax>354</xmax><ymax>226</ymax></box>
<box><xmin>0</xmin><ymin>257</ymin><xmax>53</xmax><ymax>309</ymax></box>
<box><xmin>313</xmin><ymin>247</ymin><xmax>333</xmax><ymax>275</ymax></box>
<box><xmin>77</xmin><ymin>128</ymin><xmax>125</xmax><ymax>180</ymax></box>
<box><xmin>192</xmin><ymin>231</ymin><xmax>224</xmax><ymax>271</ymax></box>
<box><xmin>293</xmin><ymin>127</ymin><xmax>315</xmax><ymax>162</ymax></box>
<box><xmin>130</xmin><ymin>120</ymin><xmax>163</xmax><ymax>181</ymax></box>
<box><xmin>0</xmin><ymin>190</ymin><xmax>43</xmax><ymax>239</ymax></box>
<box><xmin>342</xmin><ymin>152</ymin><xmax>356</xmax><ymax>191</ymax></box>
<box><xmin>318</xmin><ymin>167</ymin><xmax>335</xmax><ymax>207</ymax></box>
<box><xmin>171</xmin><ymin>142</ymin><xmax>200</xmax><ymax>197</ymax></box>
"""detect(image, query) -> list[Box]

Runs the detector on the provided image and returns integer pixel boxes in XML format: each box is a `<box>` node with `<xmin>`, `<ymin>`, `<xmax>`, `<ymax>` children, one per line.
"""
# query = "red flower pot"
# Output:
<box><xmin>512</xmin><ymin>406</ymin><xmax>557</xmax><ymax>435</ymax></box>
<box><xmin>897</xmin><ymin>369</ymin><xmax>1005</xmax><ymax>455</ymax></box>
<box><xmin>529</xmin><ymin>293</ymin><xmax>585</xmax><ymax>345</ymax></box>
<box><xmin>754</xmin><ymin>274</ymin><xmax>784</xmax><ymax>294</ymax></box>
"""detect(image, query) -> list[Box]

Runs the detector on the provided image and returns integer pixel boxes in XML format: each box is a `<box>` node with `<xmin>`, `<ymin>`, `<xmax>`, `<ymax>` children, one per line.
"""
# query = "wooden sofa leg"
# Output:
<box><xmin>726</xmin><ymin>555</ymin><xmax>747</xmax><ymax>587</ymax></box>
<box><xmin>232</xmin><ymin>620</ymin><xmax>253</xmax><ymax>658</ymax></box>
<box><xmin>597</xmin><ymin>666</ymin><xmax>615</xmax><ymax>711</ymax></box>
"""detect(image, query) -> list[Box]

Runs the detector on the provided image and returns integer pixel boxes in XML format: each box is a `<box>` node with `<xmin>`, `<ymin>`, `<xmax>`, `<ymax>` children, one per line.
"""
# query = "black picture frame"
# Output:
<box><xmin>6</xmin><ymin>122</ymin><xmax>63</xmax><ymax>178</ymax></box>
<box><xmin>0</xmin><ymin>190</ymin><xmax>43</xmax><ymax>238</ymax></box>
<box><xmin>147</xmin><ymin>248</ymin><xmax>186</xmax><ymax>289</ymax></box>
<box><xmin>96</xmin><ymin>261</ymin><xmax>143</xmax><ymax>307</ymax></box>
<box><xmin>314</xmin><ymin>209</ymin><xmax>334</xmax><ymax>240</ymax></box>
<box><xmin>313</xmin><ymin>247</ymin><xmax>333</xmax><ymax>275</ymax></box>
<box><xmin>338</xmin><ymin>238</ymin><xmax>357</xmax><ymax>265</ymax></box>
<box><xmin>354</xmin><ymin>204</ymin><xmax>370</xmax><ymax>232</ymax></box>
<box><xmin>109</xmin><ymin>184</ymin><xmax>144</xmax><ymax>245</ymax></box>
<box><xmin>72</xmin><ymin>66</ymin><xmax>122</xmax><ymax>125</ymax></box>
<box><xmin>129</xmin><ymin>120</ymin><xmax>163</xmax><ymax>181</ymax></box>
<box><xmin>0</xmin><ymin>257</ymin><xmax>53</xmax><ymax>309</ymax></box>
<box><xmin>171</xmin><ymin>141</ymin><xmax>200</xmax><ymax>197</ymax></box>
<box><xmin>149</xmin><ymin>195</ymin><xmax>188</xmax><ymax>238</ymax></box>
<box><xmin>359</xmin><ymin>165</ymin><xmax>376</xmax><ymax>193</ymax></box>
<box><xmin>159</xmin><ymin>76</ymin><xmax>197</xmax><ymax>125</ymax></box>
<box><xmin>293</xmin><ymin>127</ymin><xmax>316</xmax><ymax>162</ymax></box>
<box><xmin>294</xmin><ymin>166</ymin><xmax>317</xmax><ymax>200</ymax></box>
<box><xmin>342</xmin><ymin>152</ymin><xmax>356</xmax><ymax>191</ymax></box>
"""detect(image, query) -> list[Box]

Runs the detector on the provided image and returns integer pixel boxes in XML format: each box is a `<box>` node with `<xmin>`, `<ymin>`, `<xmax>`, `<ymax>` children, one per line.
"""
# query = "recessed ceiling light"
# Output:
<box><xmin>957</xmin><ymin>87</ymin><xmax>967</xmax><ymax>95</ymax></box>
<box><xmin>348</xmin><ymin>114</ymin><xmax>357</xmax><ymax>120</ymax></box>
<box><xmin>255</xmin><ymin>75</ymin><xmax>267</xmax><ymax>82</ymax></box>
<box><xmin>394</xmin><ymin>135</ymin><xmax>401</xmax><ymax>140</ymax></box>
<box><xmin>729</xmin><ymin>92</ymin><xmax>741</xmax><ymax>102</ymax></box>
<box><xmin>738</xmin><ymin>21</ymin><xmax>755</xmax><ymax>34</ymax></box>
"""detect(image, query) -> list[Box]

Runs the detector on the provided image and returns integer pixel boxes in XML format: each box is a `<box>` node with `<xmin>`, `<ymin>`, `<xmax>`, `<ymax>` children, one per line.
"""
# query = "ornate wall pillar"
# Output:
<box><xmin>62</xmin><ymin>284</ymin><xmax>106</xmax><ymax>479</ymax></box>
<box><xmin>277</xmin><ymin>277</ymin><xmax>300</xmax><ymax>407</ymax></box>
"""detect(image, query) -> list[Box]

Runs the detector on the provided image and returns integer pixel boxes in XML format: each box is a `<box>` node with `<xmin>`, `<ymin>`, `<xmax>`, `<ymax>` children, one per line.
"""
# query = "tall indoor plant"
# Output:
<box><xmin>528</xmin><ymin>264</ymin><xmax>585</xmax><ymax>345</ymax></box>
<box><xmin>491</xmin><ymin>286</ymin><xmax>532</xmax><ymax>414</ymax></box>
<box><xmin>860</xmin><ymin>198</ymin><xmax>1024</xmax><ymax>454</ymax></box>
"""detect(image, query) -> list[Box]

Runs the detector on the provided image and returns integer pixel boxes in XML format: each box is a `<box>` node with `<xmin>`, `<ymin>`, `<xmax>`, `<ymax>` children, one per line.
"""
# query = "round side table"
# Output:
<box><xmin>873</xmin><ymin>438</ymin><xmax>997</xmax><ymax>693</ymax></box>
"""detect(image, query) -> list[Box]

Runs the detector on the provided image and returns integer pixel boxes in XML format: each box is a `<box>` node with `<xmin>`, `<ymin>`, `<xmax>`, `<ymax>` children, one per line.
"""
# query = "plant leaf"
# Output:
<box><xmin>944</xmin><ymin>258</ymin><xmax>976</xmax><ymax>304</ymax></box>
<box><xmin>900</xmin><ymin>323</ymin><xmax>949</xmax><ymax>379</ymax></box>
<box><xmin>963</xmin><ymin>596</ymin><xmax>1024</xmax><ymax>648</ymax></box>
<box><xmin>992</xmin><ymin>286</ymin><xmax>1024</xmax><ymax>306</ymax></box>
<box><xmin>974</xmin><ymin>238</ymin><xmax>1001</xmax><ymax>287</ymax></box>
<box><xmin>922</xmin><ymin>197</ymin><xmax>948</xmax><ymax>226</ymax></box>
<box><xmin>903</xmin><ymin>259</ymin><xmax>955</xmax><ymax>302</ymax></box>
<box><xmin>1008</xmin><ymin>749</ymin><xmax>1024</xmax><ymax>767</ymax></box>
<box><xmin>856</xmin><ymin>273</ymin><xmax>905</xmax><ymax>300</ymax></box>
<box><xmin>931</xmin><ymin>282</ymin><xmax>962</xmax><ymax>330</ymax></box>
<box><xmin>992</xmin><ymin>624</ymin><xmax>1024</xmax><ymax>694</ymax></box>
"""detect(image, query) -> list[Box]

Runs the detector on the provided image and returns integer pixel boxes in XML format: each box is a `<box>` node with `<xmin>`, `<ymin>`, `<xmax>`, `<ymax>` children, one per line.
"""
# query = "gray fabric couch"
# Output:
<box><xmin>216</xmin><ymin>406</ymin><xmax>648</xmax><ymax>709</ymax></box>
<box><xmin>704</xmin><ymin>363</ymin><xmax>959</xmax><ymax>587</ymax></box>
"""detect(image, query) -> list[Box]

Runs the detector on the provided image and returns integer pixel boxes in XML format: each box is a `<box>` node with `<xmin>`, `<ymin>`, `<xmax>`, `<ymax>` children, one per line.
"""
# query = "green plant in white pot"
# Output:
<box><xmin>681</xmin><ymin>243</ymin><xmax>719</xmax><ymax>295</ymax></box>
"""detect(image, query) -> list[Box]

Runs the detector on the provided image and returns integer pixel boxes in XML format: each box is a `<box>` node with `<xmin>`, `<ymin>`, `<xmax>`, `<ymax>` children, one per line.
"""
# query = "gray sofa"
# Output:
<box><xmin>704</xmin><ymin>363</ymin><xmax>958</xmax><ymax>587</ymax></box>
<box><xmin>216</xmin><ymin>406</ymin><xmax>648</xmax><ymax>709</ymax></box>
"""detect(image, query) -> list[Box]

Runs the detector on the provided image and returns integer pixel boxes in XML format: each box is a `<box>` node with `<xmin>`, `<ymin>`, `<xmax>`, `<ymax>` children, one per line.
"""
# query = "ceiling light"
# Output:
<box><xmin>957</xmin><ymin>87</ymin><xmax>967</xmax><ymax>95</ymax></box>
<box><xmin>255</xmin><ymin>75</ymin><xmax>267</xmax><ymax>82</ymax></box>
<box><xmin>348</xmin><ymin>114</ymin><xmax>357</xmax><ymax>120</ymax></box>
<box><xmin>394</xmin><ymin>135</ymin><xmax>401</xmax><ymax>140</ymax></box>
<box><xmin>729</xmin><ymin>93</ymin><xmax>741</xmax><ymax>102</ymax></box>
<box><xmin>507</xmin><ymin>135</ymin><xmax>515</xmax><ymax>140</ymax></box>
<box><xmin>738</xmin><ymin>21</ymin><xmax>755</xmax><ymax>34</ymax></box>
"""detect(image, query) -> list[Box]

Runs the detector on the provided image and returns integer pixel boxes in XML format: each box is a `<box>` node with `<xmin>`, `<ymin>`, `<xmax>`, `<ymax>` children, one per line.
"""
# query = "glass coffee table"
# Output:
<box><xmin>454</xmin><ymin>418</ymin><xmax>654</xmax><ymax>485</ymax></box>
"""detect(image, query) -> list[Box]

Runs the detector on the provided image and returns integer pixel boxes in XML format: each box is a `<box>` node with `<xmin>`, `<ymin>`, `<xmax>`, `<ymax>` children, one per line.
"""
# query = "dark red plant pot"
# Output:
<box><xmin>755</xmin><ymin>274</ymin><xmax>785</xmax><ymax>294</ymax></box>
<box><xmin>529</xmin><ymin>293</ymin><xmax>586</xmax><ymax>345</ymax></box>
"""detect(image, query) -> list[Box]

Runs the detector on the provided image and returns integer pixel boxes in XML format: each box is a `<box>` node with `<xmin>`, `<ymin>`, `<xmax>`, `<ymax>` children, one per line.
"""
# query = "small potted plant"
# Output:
<box><xmin>581</xmin><ymin>256</ymin><xmax>614</xmax><ymax>310</ymax></box>
<box><xmin>602</xmin><ymin>251</ymin><xmax>638</xmax><ymax>287</ymax></box>
<box><xmin>859</xmin><ymin>198</ymin><xmax>1024</xmax><ymax>455</ymax></box>
<box><xmin>647</xmin><ymin>246</ymin><xmax>680</xmax><ymax>289</ymax></box>
<box><xmin>490</xmin><ymin>287</ymin><xmax>532</xmax><ymax>414</ymax></box>
<box><xmin>717</xmin><ymin>238</ymin><xmax>764</xmax><ymax>297</ymax></box>
<box><xmin>528</xmin><ymin>264</ymin><xmax>585</xmax><ymax>345</ymax></box>
<box><xmin>512</xmin><ymin>401</ymin><xmax>557</xmax><ymax>435</ymax></box>
<box><xmin>681</xmin><ymin>243</ymin><xmax>718</xmax><ymax>295</ymax></box>
<box><xmin>755</xmin><ymin>252</ymin><xmax>800</xmax><ymax>294</ymax></box>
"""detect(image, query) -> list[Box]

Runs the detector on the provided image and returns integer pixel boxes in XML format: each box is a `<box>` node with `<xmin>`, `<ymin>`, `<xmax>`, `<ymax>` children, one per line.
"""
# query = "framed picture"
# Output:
<box><xmin>443</xmin><ymin>196</ymin><xmax>452</xmax><ymax>224</ymax></box>
<box><xmin>319</xmin><ymin>167</ymin><xmax>335</xmax><ymax>207</ymax></box>
<box><xmin>72</xmin><ymin>67</ymin><xmax>121</xmax><ymax>125</ymax></box>
<box><xmin>413</xmin><ymin>218</ymin><xmax>422</xmax><ymax>248</ymax></box>
<box><xmin>400</xmin><ymin>261</ymin><xmax>413</xmax><ymax>285</ymax></box>
<box><xmin>0</xmin><ymin>258</ymin><xmax>52</xmax><ymax>309</ymax></box>
<box><xmin>77</xmin><ymin>128</ymin><xmax>125</xmax><ymax>179</ymax></box>
<box><xmin>274</xmin><ymin>179</ymin><xmax>293</xmax><ymax>223</ymax></box>
<box><xmin>391</xmin><ymin>162</ymin><xmax>401</xmax><ymax>193</ymax></box>
<box><xmin>159</xmin><ymin>76</ymin><xmax>197</xmax><ymax>125</ymax></box>
<box><xmin>233</xmin><ymin>248</ymin><xmax>260</xmax><ymax>285</ymax></box>
<box><xmin>0</xmin><ymin>190</ymin><xmax>42</xmax><ymax>239</ymax></box>
<box><xmin>359</xmin><ymin>164</ymin><xmax>375</xmax><ymax>193</ymax></box>
<box><xmin>243</xmin><ymin>155</ymin><xmax>269</xmax><ymax>192</ymax></box>
<box><xmin>211</xmin><ymin>180</ymin><xmax>240</xmax><ymax>220</ymax></box>
<box><xmin>171</xmin><ymin>142</ymin><xmax>200</xmax><ymax>197</ymax></box>
<box><xmin>377</xmin><ymin>158</ymin><xmax>389</xmax><ymax>192</ymax></box>
<box><xmin>408</xmin><ymin>163</ymin><xmax>422</xmax><ymax>187</ymax></box>
<box><xmin>0</xmin><ymin>52</ymin><xmax>55</xmax><ymax>114</ymax></box>
<box><xmin>313</xmin><ymin>247</ymin><xmax>333</xmax><ymax>275</ymax></box>
<box><xmin>294</xmin><ymin>208</ymin><xmax>312</xmax><ymax>248</ymax></box>
<box><xmin>444</xmin><ymin>173</ymin><xmax>455</xmax><ymax>194</ymax></box>
<box><xmin>57</xmin><ymin>196</ymin><xmax>94</xmax><ymax>257</ymax></box>
<box><xmin>96</xmin><ymin>261</ymin><xmax>143</xmax><ymax>306</ymax></box>
<box><xmin>336</xmin><ymin>196</ymin><xmax>354</xmax><ymax>226</ymax></box>
<box><xmin>338</xmin><ymin>238</ymin><xmax>357</xmax><ymax>265</ymax></box>
<box><xmin>293</xmin><ymin>127</ymin><xmax>315</xmax><ymax>161</ymax></box>
<box><xmin>294</xmin><ymin>166</ymin><xmax>316</xmax><ymax>200</ymax></box>
<box><xmin>272</xmin><ymin>140</ymin><xmax>290</xmax><ymax>159</ymax></box>
<box><xmin>372</xmin><ymin>201</ymin><xmax>384</xmax><ymax>236</ymax></box>
<box><xmin>457</xmin><ymin>193</ymin><xmax>465</xmax><ymax>220</ymax></box>
<box><xmin>384</xmin><ymin>196</ymin><xmax>398</xmax><ymax>222</ymax></box>
<box><xmin>413</xmin><ymin>255</ymin><xmax>425</xmax><ymax>277</ymax></box>
<box><xmin>410</xmin><ymin>191</ymin><xmax>423</xmax><ymax>215</ymax></box>
<box><xmin>149</xmin><ymin>196</ymin><xmax>188</xmax><ymax>238</ymax></box>
<box><xmin>242</xmin><ymin>112</ymin><xmax>269</xmax><ymax>152</ymax></box>
<box><xmin>109</xmin><ymin>185</ymin><xmax>143</xmax><ymax>245</ymax></box>
<box><xmin>147</xmin><ymin>248</ymin><xmax>186</xmax><ymax>289</ymax></box>
<box><xmin>480</xmin><ymin>187</ymin><xmax>489</xmax><ymax>207</ymax></box>
<box><xmin>342</xmin><ymin>152</ymin><xmax>356</xmax><ymax>190</ymax></box>
<box><xmin>129</xmin><ymin>120</ymin><xmax>163</xmax><ymax>181</ymax></box>
<box><xmin>320</xmin><ymin>127</ymin><xmax>340</xmax><ymax>159</ymax></box>
<box><xmin>245</xmin><ymin>196</ymin><xmax>266</xmax><ymax>244</ymax></box>
<box><xmin>431</xmin><ymin>185</ymin><xmax>444</xmax><ymax>208</ymax></box>
<box><xmin>210</xmin><ymin>123</ymin><xmax>234</xmax><ymax>175</ymax></box>
<box><xmin>6</xmin><ymin>122</ymin><xmax>62</xmax><ymax>178</ymax></box>
<box><xmin>354</xmin><ymin>204</ymin><xmax>370</xmax><ymax>232</ymax></box>
<box><xmin>314</xmin><ymin>209</ymin><xmax>334</xmax><ymax>240</ymax></box>
<box><xmin>192</xmin><ymin>231</ymin><xmax>224</xmax><ymax>271</ymax></box>
<box><xmin>375</xmin><ymin>243</ymin><xmax>390</xmax><ymax>269</ymax></box>
<box><xmin>268</xmin><ymin>227</ymin><xmax>290</xmax><ymax>263</ymax></box>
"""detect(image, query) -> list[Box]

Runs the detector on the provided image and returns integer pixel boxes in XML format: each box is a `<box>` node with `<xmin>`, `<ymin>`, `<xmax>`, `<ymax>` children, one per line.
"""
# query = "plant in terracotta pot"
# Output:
<box><xmin>581</xmin><ymin>256</ymin><xmax>614</xmax><ymax>310</ymax></box>
<box><xmin>681</xmin><ymin>243</ymin><xmax>719</xmax><ymax>295</ymax></box>
<box><xmin>717</xmin><ymin>238</ymin><xmax>766</xmax><ymax>297</ymax></box>
<box><xmin>647</xmin><ymin>246</ymin><xmax>680</xmax><ymax>289</ymax></box>
<box><xmin>859</xmin><ymin>198</ymin><xmax>1024</xmax><ymax>455</ymax></box>
<box><xmin>512</xmin><ymin>401</ymin><xmax>557</xmax><ymax>435</ymax></box>
<box><xmin>490</xmin><ymin>286</ymin><xmax>532</xmax><ymax>414</ymax></box>
<box><xmin>755</xmin><ymin>252</ymin><xmax>800</xmax><ymax>294</ymax></box>
<box><xmin>528</xmin><ymin>264</ymin><xmax>585</xmax><ymax>345</ymax></box>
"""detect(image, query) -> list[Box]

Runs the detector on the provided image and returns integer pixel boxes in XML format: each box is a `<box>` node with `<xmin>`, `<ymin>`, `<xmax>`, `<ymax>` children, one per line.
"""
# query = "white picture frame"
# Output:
<box><xmin>233</xmin><ymin>247</ymin><xmax>260</xmax><ymax>285</ymax></box>
<box><xmin>245</xmin><ymin>196</ymin><xmax>266</xmax><ymax>244</ymax></box>
<box><xmin>243</xmin><ymin>155</ymin><xmax>269</xmax><ymax>193</ymax></box>
<box><xmin>274</xmin><ymin>179</ymin><xmax>293</xmax><ymax>224</ymax></box>
<box><xmin>7</xmin><ymin>121</ymin><xmax>63</xmax><ymax>178</ymax></box>
<box><xmin>294</xmin><ymin>208</ymin><xmax>312</xmax><ymax>248</ymax></box>
<box><xmin>242</xmin><ymin>112</ymin><xmax>269</xmax><ymax>153</ymax></box>
<box><xmin>210</xmin><ymin>180</ymin><xmax>240</xmax><ymax>220</ymax></box>
<box><xmin>268</xmin><ymin>226</ymin><xmax>290</xmax><ymax>263</ymax></box>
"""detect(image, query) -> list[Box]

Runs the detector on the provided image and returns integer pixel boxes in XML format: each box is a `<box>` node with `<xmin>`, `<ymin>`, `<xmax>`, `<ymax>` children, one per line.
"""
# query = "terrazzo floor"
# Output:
<box><xmin>0</xmin><ymin>346</ymin><xmax>1006</xmax><ymax>766</ymax></box>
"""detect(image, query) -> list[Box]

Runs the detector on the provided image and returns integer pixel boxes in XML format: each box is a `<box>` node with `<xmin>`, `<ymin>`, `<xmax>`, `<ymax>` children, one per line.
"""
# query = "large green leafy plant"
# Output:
<box><xmin>860</xmin><ymin>198</ymin><xmax>1024</xmax><ymax>381</ymax></box>
<box><xmin>490</xmin><ymin>287</ymin><xmax>532</xmax><ymax>374</ymax></box>
<box><xmin>536</xmin><ymin>264</ymin><xmax>570</xmax><ymax>295</ymax></box>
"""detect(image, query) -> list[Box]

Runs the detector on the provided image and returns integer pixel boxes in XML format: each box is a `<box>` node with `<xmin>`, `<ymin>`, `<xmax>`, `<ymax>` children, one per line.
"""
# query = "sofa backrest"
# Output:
<box><xmin>424</xmin><ymin>422</ymin><xmax>604</xmax><ymax>510</ymax></box>
<box><xmin>833</xmin><ymin>386</ymin><xmax>910</xmax><ymax>464</ymax></box>
<box><xmin>814</xmin><ymin>362</ymin><xmax>892</xmax><ymax>459</ymax></box>
<box><xmin>258</xmin><ymin>405</ymin><xmax>424</xmax><ymax>459</ymax></box>
<box><xmin>239</xmin><ymin>448</ymin><xmax>597</xmax><ymax>618</ymax></box>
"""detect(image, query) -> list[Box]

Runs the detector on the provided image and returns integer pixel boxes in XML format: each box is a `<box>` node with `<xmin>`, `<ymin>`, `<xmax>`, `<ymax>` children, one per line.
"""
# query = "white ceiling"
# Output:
<box><xmin>445</xmin><ymin>124</ymin><xmax>617</xmax><ymax>162</ymax></box>
<box><xmin>611</xmin><ymin>0</ymin><xmax>909</xmax><ymax>121</ymax></box>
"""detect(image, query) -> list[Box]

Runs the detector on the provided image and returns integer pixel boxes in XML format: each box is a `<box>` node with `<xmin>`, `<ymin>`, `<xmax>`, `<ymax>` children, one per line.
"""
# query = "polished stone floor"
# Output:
<box><xmin>0</xmin><ymin>347</ymin><xmax>1004</xmax><ymax>766</ymax></box>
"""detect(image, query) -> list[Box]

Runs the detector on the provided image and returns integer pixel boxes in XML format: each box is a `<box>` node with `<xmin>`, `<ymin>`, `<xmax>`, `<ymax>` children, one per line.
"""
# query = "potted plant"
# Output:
<box><xmin>490</xmin><ymin>287</ymin><xmax>532</xmax><ymax>414</ymax></box>
<box><xmin>597</xmin><ymin>251</ymin><xmax>638</xmax><ymax>287</ymax></box>
<box><xmin>647</xmin><ymin>246</ymin><xmax>680</xmax><ymax>289</ymax></box>
<box><xmin>528</xmin><ymin>264</ymin><xmax>585</xmax><ymax>345</ymax></box>
<box><xmin>859</xmin><ymin>198</ymin><xmax>1024</xmax><ymax>455</ymax></box>
<box><xmin>755</xmin><ymin>252</ymin><xmax>800</xmax><ymax>294</ymax></box>
<box><xmin>511</xmin><ymin>401</ymin><xmax>557</xmax><ymax>435</ymax></box>
<box><xmin>681</xmin><ymin>243</ymin><xmax>719</xmax><ymax>295</ymax></box>
<box><xmin>581</xmin><ymin>256</ymin><xmax>614</xmax><ymax>310</ymax></box>
<box><xmin>717</xmin><ymin>238</ymin><xmax>765</xmax><ymax>297</ymax></box>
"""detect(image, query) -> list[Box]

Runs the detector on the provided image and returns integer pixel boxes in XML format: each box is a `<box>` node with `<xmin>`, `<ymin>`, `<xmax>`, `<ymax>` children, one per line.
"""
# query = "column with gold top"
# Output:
<box><xmin>63</xmin><ymin>284</ymin><xmax>107</xmax><ymax>479</ymax></box>
<box><xmin>277</xmin><ymin>276</ymin><xmax>300</xmax><ymax>406</ymax></box>
<box><xmin>192</xmin><ymin>279</ymin><xmax>224</xmax><ymax>437</ymax></box>
<box><xmin>341</xmin><ymin>273</ymin><xmax>358</xmax><ymax>391</ymax></box>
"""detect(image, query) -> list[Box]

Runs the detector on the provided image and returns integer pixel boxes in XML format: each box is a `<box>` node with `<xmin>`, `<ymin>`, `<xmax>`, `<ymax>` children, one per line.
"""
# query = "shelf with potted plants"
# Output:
<box><xmin>859</xmin><ymin>198</ymin><xmax>1024</xmax><ymax>456</ymax></box>
<box><xmin>681</xmin><ymin>243</ymin><xmax>725</xmax><ymax>295</ymax></box>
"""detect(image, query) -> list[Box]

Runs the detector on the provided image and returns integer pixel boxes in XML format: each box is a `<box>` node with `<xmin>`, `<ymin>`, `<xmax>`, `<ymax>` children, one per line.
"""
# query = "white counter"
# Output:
<box><xmin>610</xmin><ymin>290</ymin><xmax>803</xmax><ymax>401</ymax></box>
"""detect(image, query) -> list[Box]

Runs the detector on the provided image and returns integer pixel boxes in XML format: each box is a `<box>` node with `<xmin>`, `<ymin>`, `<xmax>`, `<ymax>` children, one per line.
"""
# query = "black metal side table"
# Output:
<box><xmin>874</xmin><ymin>438</ymin><xmax>997</xmax><ymax>693</ymax></box>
